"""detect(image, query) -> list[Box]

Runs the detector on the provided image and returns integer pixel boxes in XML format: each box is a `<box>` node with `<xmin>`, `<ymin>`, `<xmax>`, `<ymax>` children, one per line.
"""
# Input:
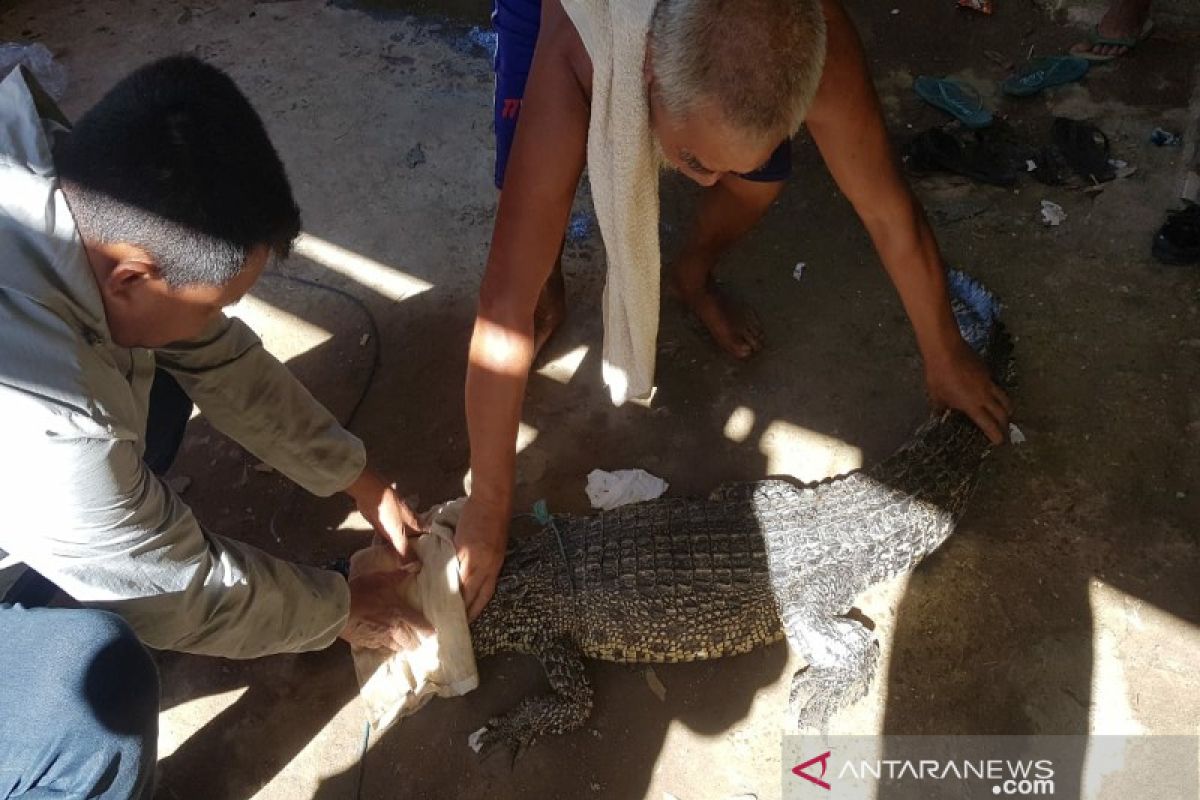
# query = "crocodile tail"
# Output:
<box><xmin>857</xmin><ymin>271</ymin><xmax>1014</xmax><ymax>580</ymax></box>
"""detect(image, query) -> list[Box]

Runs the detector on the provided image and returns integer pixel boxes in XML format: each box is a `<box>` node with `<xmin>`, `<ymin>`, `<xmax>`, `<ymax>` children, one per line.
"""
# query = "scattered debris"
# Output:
<box><xmin>1150</xmin><ymin>127</ymin><xmax>1181</xmax><ymax>147</ymax></box>
<box><xmin>591</xmin><ymin>784</ymin><xmax>602</xmax><ymax>793</ymax></box>
<box><xmin>359</xmin><ymin>333</ymin><xmax>370</xmax><ymax>346</ymax></box>
<box><xmin>567</xmin><ymin>210</ymin><xmax>594</xmax><ymax>243</ymax></box>
<box><xmin>957</xmin><ymin>0</ymin><xmax>994</xmax><ymax>14</ymax></box>
<box><xmin>451</xmin><ymin>25</ymin><xmax>498</xmax><ymax>58</ymax></box>
<box><xmin>644</xmin><ymin>667</ymin><xmax>667</xmax><ymax>702</ymax></box>
<box><xmin>467</xmin><ymin>726</ymin><xmax>487</xmax><ymax>753</ymax></box>
<box><xmin>792</xmin><ymin>262</ymin><xmax>806</xmax><ymax>281</ymax></box>
<box><xmin>1008</xmin><ymin>423</ymin><xmax>1027</xmax><ymax>444</ymax></box>
<box><xmin>984</xmin><ymin>50</ymin><xmax>1013</xmax><ymax>71</ymax></box>
<box><xmin>585</xmin><ymin>468</ymin><xmax>669</xmax><ymax>510</ymax></box>
<box><xmin>1108</xmin><ymin>158</ymin><xmax>1137</xmax><ymax>179</ymax></box>
<box><xmin>166</xmin><ymin>475</ymin><xmax>192</xmax><ymax>495</ymax></box>
<box><xmin>252</xmin><ymin>462</ymin><xmax>275</xmax><ymax>474</ymax></box>
<box><xmin>1039</xmin><ymin>200</ymin><xmax>1066</xmax><ymax>227</ymax></box>
<box><xmin>890</xmin><ymin>8</ymin><xmax>900</xmax><ymax>15</ymax></box>
<box><xmin>1176</xmin><ymin>492</ymin><xmax>1186</xmax><ymax>500</ymax></box>
<box><xmin>1026</xmin><ymin>159</ymin><xmax>1038</xmax><ymax>172</ymax></box>
<box><xmin>404</xmin><ymin>142</ymin><xmax>426</xmax><ymax>168</ymax></box>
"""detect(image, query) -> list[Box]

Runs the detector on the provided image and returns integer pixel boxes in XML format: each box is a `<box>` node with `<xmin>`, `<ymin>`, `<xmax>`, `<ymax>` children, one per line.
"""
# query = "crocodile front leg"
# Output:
<box><xmin>473</xmin><ymin>636</ymin><xmax>593</xmax><ymax>760</ymax></box>
<box><xmin>786</xmin><ymin>616</ymin><xmax>878</xmax><ymax>731</ymax></box>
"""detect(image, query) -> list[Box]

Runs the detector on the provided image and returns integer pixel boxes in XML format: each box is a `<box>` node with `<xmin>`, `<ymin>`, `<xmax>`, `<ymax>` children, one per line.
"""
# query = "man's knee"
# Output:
<box><xmin>80</xmin><ymin>611</ymin><xmax>161</xmax><ymax>737</ymax></box>
<box><xmin>0</xmin><ymin>607</ymin><xmax>159</xmax><ymax>799</ymax></box>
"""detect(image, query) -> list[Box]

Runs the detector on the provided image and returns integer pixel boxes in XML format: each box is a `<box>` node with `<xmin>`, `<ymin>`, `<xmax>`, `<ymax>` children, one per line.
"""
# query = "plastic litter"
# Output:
<box><xmin>0</xmin><ymin>42</ymin><xmax>68</xmax><ymax>99</ymax></box>
<box><xmin>644</xmin><ymin>667</ymin><xmax>667</xmax><ymax>701</ymax></box>
<box><xmin>1008</xmin><ymin>423</ymin><xmax>1026</xmax><ymax>444</ymax></box>
<box><xmin>585</xmin><ymin>468</ymin><xmax>668</xmax><ymax>510</ymax></box>
<box><xmin>1039</xmin><ymin>200</ymin><xmax>1066</xmax><ymax>227</ymax></box>
<box><xmin>792</xmin><ymin>262</ymin><xmax>806</xmax><ymax>281</ymax></box>
<box><xmin>957</xmin><ymin>0</ymin><xmax>994</xmax><ymax>14</ymax></box>
<box><xmin>1150</xmin><ymin>128</ymin><xmax>1181</xmax><ymax>147</ymax></box>
<box><xmin>567</xmin><ymin>210</ymin><xmax>594</xmax><ymax>242</ymax></box>
<box><xmin>1108</xmin><ymin>158</ymin><xmax>1137</xmax><ymax>179</ymax></box>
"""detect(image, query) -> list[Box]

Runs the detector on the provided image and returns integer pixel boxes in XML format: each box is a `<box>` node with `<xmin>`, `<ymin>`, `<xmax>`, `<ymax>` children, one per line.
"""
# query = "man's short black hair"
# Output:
<box><xmin>54</xmin><ymin>56</ymin><xmax>301</xmax><ymax>288</ymax></box>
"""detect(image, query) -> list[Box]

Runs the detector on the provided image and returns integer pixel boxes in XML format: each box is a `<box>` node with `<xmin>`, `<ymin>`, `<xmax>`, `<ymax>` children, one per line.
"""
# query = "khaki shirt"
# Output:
<box><xmin>0</xmin><ymin>68</ymin><xmax>362</xmax><ymax>658</ymax></box>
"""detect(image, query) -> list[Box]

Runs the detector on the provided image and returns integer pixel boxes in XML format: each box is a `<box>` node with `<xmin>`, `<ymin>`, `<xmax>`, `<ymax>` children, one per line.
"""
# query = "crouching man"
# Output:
<box><xmin>0</xmin><ymin>58</ymin><xmax>426</xmax><ymax>798</ymax></box>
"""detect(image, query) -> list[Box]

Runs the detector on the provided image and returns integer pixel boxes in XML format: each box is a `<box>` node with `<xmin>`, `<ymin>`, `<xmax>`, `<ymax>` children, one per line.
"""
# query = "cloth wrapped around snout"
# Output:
<box><xmin>349</xmin><ymin>498</ymin><xmax>478</xmax><ymax>732</ymax></box>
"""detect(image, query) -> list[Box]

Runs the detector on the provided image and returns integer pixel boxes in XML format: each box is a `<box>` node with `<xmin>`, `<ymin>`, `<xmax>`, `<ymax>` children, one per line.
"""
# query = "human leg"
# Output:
<box><xmin>671</xmin><ymin>156</ymin><xmax>788</xmax><ymax>358</ymax></box>
<box><xmin>0</xmin><ymin>604</ymin><xmax>159</xmax><ymax>799</ymax></box>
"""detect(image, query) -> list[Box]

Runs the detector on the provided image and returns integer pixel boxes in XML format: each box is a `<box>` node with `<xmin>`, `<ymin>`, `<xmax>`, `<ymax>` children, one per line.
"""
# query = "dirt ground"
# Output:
<box><xmin>3</xmin><ymin>0</ymin><xmax>1197</xmax><ymax>798</ymax></box>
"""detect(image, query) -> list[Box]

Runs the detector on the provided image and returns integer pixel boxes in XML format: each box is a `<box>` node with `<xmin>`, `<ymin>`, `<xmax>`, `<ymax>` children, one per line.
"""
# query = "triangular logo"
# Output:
<box><xmin>792</xmin><ymin>750</ymin><xmax>832</xmax><ymax>791</ymax></box>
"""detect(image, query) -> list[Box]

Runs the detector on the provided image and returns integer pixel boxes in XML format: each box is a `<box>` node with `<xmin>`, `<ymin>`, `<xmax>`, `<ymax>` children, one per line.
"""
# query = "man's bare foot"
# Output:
<box><xmin>672</xmin><ymin>274</ymin><xmax>764</xmax><ymax>359</ymax></box>
<box><xmin>533</xmin><ymin>266</ymin><xmax>566</xmax><ymax>358</ymax></box>
<box><xmin>1071</xmin><ymin>0</ymin><xmax>1152</xmax><ymax>59</ymax></box>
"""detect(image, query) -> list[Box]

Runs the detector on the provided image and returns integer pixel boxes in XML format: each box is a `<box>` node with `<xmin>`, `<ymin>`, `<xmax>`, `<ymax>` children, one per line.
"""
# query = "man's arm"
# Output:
<box><xmin>155</xmin><ymin>314</ymin><xmax>423</xmax><ymax>557</ymax></box>
<box><xmin>805</xmin><ymin>0</ymin><xmax>1012</xmax><ymax>442</ymax></box>
<box><xmin>3</xmin><ymin>434</ymin><xmax>349</xmax><ymax>657</ymax></box>
<box><xmin>459</xmin><ymin>0</ymin><xmax>590</xmax><ymax>619</ymax></box>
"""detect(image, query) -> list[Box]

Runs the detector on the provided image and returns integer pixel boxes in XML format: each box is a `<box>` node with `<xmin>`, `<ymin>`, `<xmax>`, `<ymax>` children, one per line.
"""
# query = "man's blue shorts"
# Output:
<box><xmin>491</xmin><ymin>0</ymin><xmax>792</xmax><ymax>189</ymax></box>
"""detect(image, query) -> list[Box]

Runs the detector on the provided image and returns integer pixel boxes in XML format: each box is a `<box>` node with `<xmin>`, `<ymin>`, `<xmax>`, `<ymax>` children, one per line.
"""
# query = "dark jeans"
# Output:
<box><xmin>0</xmin><ymin>369</ymin><xmax>189</xmax><ymax>798</ymax></box>
<box><xmin>0</xmin><ymin>605</ymin><xmax>160</xmax><ymax>799</ymax></box>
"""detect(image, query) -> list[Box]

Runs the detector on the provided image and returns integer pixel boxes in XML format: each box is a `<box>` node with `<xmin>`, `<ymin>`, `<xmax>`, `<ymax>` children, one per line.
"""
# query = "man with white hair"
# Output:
<box><xmin>456</xmin><ymin>0</ymin><xmax>1013</xmax><ymax>617</ymax></box>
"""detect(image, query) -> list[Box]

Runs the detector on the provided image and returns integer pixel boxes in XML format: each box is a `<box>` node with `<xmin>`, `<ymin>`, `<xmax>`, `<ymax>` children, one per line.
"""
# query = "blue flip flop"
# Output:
<box><xmin>914</xmin><ymin>76</ymin><xmax>993</xmax><ymax>129</ymax></box>
<box><xmin>1002</xmin><ymin>55</ymin><xmax>1090</xmax><ymax>97</ymax></box>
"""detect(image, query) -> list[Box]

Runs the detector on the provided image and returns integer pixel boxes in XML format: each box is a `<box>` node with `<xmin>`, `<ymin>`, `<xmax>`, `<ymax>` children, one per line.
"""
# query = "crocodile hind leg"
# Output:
<box><xmin>784</xmin><ymin>613</ymin><xmax>879</xmax><ymax>732</ymax></box>
<box><xmin>473</xmin><ymin>637</ymin><xmax>593</xmax><ymax>761</ymax></box>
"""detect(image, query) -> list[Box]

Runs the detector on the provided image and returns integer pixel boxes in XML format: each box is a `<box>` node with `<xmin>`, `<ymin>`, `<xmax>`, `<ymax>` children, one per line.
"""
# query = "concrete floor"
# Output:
<box><xmin>3</xmin><ymin>0</ymin><xmax>1198</xmax><ymax>798</ymax></box>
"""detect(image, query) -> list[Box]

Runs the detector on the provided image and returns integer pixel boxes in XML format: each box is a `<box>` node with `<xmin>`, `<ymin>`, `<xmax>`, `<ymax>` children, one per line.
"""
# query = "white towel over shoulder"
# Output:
<box><xmin>562</xmin><ymin>0</ymin><xmax>661</xmax><ymax>405</ymax></box>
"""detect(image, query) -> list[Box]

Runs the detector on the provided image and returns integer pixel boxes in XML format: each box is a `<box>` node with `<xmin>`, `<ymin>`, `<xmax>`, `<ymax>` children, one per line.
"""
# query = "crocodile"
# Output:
<box><xmin>467</xmin><ymin>270</ymin><xmax>1013</xmax><ymax>756</ymax></box>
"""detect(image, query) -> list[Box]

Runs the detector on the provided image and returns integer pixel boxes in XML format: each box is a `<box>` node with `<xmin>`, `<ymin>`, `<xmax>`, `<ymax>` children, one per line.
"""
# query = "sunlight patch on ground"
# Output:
<box><xmin>229</xmin><ymin>294</ymin><xmax>334</xmax><ymax>362</ymax></box>
<box><xmin>536</xmin><ymin>344</ymin><xmax>589</xmax><ymax>384</ymax></box>
<box><xmin>516</xmin><ymin>421</ymin><xmax>539</xmax><ymax>453</ymax></box>
<box><xmin>158</xmin><ymin>687</ymin><xmax>248</xmax><ymax>759</ymax></box>
<box><xmin>293</xmin><ymin>233</ymin><xmax>433</xmax><ymax>302</ymax></box>
<box><xmin>1087</xmin><ymin>578</ymin><xmax>1199</xmax><ymax>736</ymax></box>
<box><xmin>757</xmin><ymin>421</ymin><xmax>863</xmax><ymax>482</ymax></box>
<box><xmin>723</xmin><ymin>406</ymin><xmax>756</xmax><ymax>443</ymax></box>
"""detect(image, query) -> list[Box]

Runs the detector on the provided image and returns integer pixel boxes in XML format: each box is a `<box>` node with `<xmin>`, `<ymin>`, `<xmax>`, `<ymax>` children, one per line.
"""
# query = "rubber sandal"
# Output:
<box><xmin>1031</xmin><ymin>144</ymin><xmax>1072</xmax><ymax>186</ymax></box>
<box><xmin>1072</xmin><ymin>18</ymin><xmax>1154</xmax><ymax>62</ymax></box>
<box><xmin>1002</xmin><ymin>56</ymin><xmax>1090</xmax><ymax>97</ymax></box>
<box><xmin>914</xmin><ymin>76</ymin><xmax>993</xmax><ymax>129</ymax></box>
<box><xmin>1152</xmin><ymin>201</ymin><xmax>1200</xmax><ymax>266</ymax></box>
<box><xmin>1052</xmin><ymin>117</ymin><xmax>1115</xmax><ymax>183</ymax></box>
<box><xmin>906</xmin><ymin>126</ymin><xmax>1017</xmax><ymax>186</ymax></box>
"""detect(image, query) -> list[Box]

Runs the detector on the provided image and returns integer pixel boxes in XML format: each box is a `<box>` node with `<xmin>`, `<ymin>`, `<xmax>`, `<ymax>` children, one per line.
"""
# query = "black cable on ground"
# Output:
<box><xmin>257</xmin><ymin>272</ymin><xmax>384</xmax><ymax>799</ymax></box>
<box><xmin>260</xmin><ymin>271</ymin><xmax>382</xmax><ymax>431</ymax></box>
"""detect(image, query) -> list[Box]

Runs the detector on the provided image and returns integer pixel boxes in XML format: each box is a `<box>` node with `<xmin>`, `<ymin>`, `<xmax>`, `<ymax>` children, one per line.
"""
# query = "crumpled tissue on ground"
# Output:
<box><xmin>585</xmin><ymin>468</ymin><xmax>669</xmax><ymax>510</ymax></box>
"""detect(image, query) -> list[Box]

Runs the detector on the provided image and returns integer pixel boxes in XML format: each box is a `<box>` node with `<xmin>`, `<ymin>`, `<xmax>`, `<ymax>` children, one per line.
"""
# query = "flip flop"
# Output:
<box><xmin>906</xmin><ymin>126</ymin><xmax>1017</xmax><ymax>186</ymax></box>
<box><xmin>1031</xmin><ymin>144</ymin><xmax>1072</xmax><ymax>186</ymax></box>
<box><xmin>1072</xmin><ymin>18</ymin><xmax>1154</xmax><ymax>62</ymax></box>
<box><xmin>1002</xmin><ymin>56</ymin><xmax>1090</xmax><ymax>97</ymax></box>
<box><xmin>914</xmin><ymin>76</ymin><xmax>993</xmax><ymax>129</ymax></box>
<box><xmin>1052</xmin><ymin>117</ymin><xmax>1116</xmax><ymax>183</ymax></box>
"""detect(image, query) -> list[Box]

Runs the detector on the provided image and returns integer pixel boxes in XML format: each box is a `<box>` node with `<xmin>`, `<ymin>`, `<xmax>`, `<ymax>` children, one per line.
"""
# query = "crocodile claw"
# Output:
<box><xmin>786</xmin><ymin>625</ymin><xmax>880</xmax><ymax>731</ymax></box>
<box><xmin>470</xmin><ymin>718</ymin><xmax>536</xmax><ymax>765</ymax></box>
